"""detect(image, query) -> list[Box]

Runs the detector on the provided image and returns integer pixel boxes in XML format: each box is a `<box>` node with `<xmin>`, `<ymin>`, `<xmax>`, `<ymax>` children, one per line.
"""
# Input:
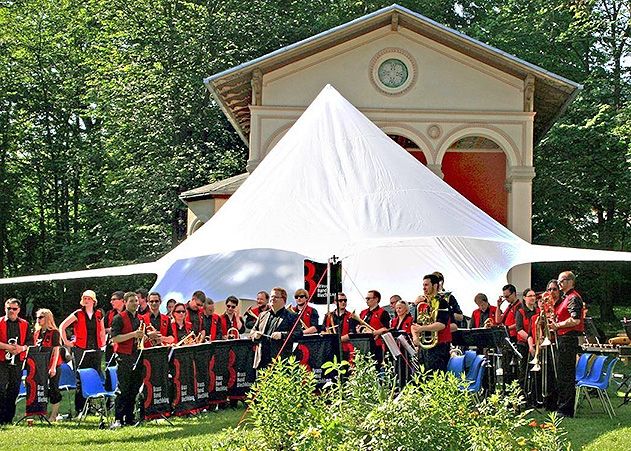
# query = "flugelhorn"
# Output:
<box><xmin>5</xmin><ymin>338</ymin><xmax>17</xmax><ymax>366</ymax></box>
<box><xmin>351</xmin><ymin>311</ymin><xmax>376</xmax><ymax>333</ymax></box>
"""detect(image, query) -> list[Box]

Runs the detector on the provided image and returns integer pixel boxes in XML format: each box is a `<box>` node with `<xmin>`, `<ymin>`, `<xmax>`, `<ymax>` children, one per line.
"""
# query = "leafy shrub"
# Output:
<box><xmin>215</xmin><ymin>353</ymin><xmax>570</xmax><ymax>451</ymax></box>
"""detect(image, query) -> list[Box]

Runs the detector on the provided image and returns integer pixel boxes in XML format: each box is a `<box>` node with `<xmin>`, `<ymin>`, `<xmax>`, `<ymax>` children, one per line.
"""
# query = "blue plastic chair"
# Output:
<box><xmin>466</xmin><ymin>356</ymin><xmax>486</xmax><ymax>397</ymax></box>
<box><xmin>464</xmin><ymin>350</ymin><xmax>477</xmax><ymax>371</ymax></box>
<box><xmin>76</xmin><ymin>368</ymin><xmax>116</xmax><ymax>425</ymax></box>
<box><xmin>447</xmin><ymin>355</ymin><xmax>465</xmax><ymax>378</ymax></box>
<box><xmin>107</xmin><ymin>366</ymin><xmax>119</xmax><ymax>392</ymax></box>
<box><xmin>575</xmin><ymin>353</ymin><xmax>591</xmax><ymax>383</ymax></box>
<box><xmin>465</xmin><ymin>355</ymin><xmax>485</xmax><ymax>384</ymax></box>
<box><xmin>576</xmin><ymin>357</ymin><xmax>619</xmax><ymax>419</ymax></box>
<box><xmin>579</xmin><ymin>355</ymin><xmax>608</xmax><ymax>385</ymax></box>
<box><xmin>58</xmin><ymin>363</ymin><xmax>77</xmax><ymax>390</ymax></box>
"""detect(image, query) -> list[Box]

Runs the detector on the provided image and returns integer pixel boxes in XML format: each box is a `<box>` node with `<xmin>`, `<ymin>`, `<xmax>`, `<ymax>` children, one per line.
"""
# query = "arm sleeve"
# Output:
<box><xmin>380</xmin><ymin>310</ymin><xmax>391</xmax><ymax>328</ymax></box>
<box><xmin>567</xmin><ymin>297</ymin><xmax>583</xmax><ymax>319</ymax></box>
<box><xmin>51</xmin><ymin>330</ymin><xmax>61</xmax><ymax>347</ymax></box>
<box><xmin>449</xmin><ymin>295</ymin><xmax>463</xmax><ymax>314</ymax></box>
<box><xmin>515</xmin><ymin>310</ymin><xmax>525</xmax><ymax>332</ymax></box>
<box><xmin>110</xmin><ymin>315</ymin><xmax>124</xmax><ymax>339</ymax></box>
<box><xmin>436</xmin><ymin>299</ymin><xmax>449</xmax><ymax>325</ymax></box>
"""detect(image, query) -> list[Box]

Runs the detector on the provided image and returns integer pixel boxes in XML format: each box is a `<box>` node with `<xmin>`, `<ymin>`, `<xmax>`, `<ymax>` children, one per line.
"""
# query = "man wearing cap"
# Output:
<box><xmin>60</xmin><ymin>289</ymin><xmax>106</xmax><ymax>414</ymax></box>
<box><xmin>0</xmin><ymin>298</ymin><xmax>33</xmax><ymax>424</ymax></box>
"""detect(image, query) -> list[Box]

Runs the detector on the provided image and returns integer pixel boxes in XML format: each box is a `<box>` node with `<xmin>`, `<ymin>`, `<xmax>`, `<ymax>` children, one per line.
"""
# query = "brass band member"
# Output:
<box><xmin>110</xmin><ymin>292</ymin><xmax>146</xmax><ymax>428</ymax></box>
<box><xmin>469</xmin><ymin>293</ymin><xmax>496</xmax><ymax>328</ymax></box>
<box><xmin>33</xmin><ymin>309</ymin><xmax>62</xmax><ymax>422</ymax></box>
<box><xmin>552</xmin><ymin>271</ymin><xmax>584</xmax><ymax>418</ymax></box>
<box><xmin>203</xmin><ymin>298</ymin><xmax>222</xmax><ymax>340</ymax></box>
<box><xmin>360</xmin><ymin>290</ymin><xmax>391</xmax><ymax>365</ymax></box>
<box><xmin>495</xmin><ymin>284</ymin><xmax>521</xmax><ymax>341</ymax></box>
<box><xmin>411</xmin><ymin>274</ymin><xmax>451</xmax><ymax>372</ymax></box>
<box><xmin>293</xmin><ymin>289</ymin><xmax>319</xmax><ymax>334</ymax></box>
<box><xmin>186</xmin><ymin>291</ymin><xmax>206</xmax><ymax>334</ymax></box>
<box><xmin>0</xmin><ymin>298</ymin><xmax>32</xmax><ymax>425</ymax></box>
<box><xmin>59</xmin><ymin>289</ymin><xmax>106</xmax><ymax>414</ymax></box>
<box><xmin>171</xmin><ymin>303</ymin><xmax>193</xmax><ymax>342</ymax></box>
<box><xmin>135</xmin><ymin>288</ymin><xmax>150</xmax><ymax>316</ymax></box>
<box><xmin>391</xmin><ymin>300</ymin><xmax>413</xmax><ymax>334</ymax></box>
<box><xmin>166</xmin><ymin>299</ymin><xmax>176</xmax><ymax>319</ymax></box>
<box><xmin>250</xmin><ymin>287</ymin><xmax>303</xmax><ymax>369</ymax></box>
<box><xmin>105</xmin><ymin>291</ymin><xmax>125</xmax><ymax>366</ymax></box>
<box><xmin>323</xmin><ymin>293</ymin><xmax>357</xmax><ymax>361</ymax></box>
<box><xmin>140</xmin><ymin>292</ymin><xmax>174</xmax><ymax>346</ymax></box>
<box><xmin>220</xmin><ymin>296</ymin><xmax>245</xmax><ymax>338</ymax></box>
<box><xmin>516</xmin><ymin>288</ymin><xmax>538</xmax><ymax>401</ymax></box>
<box><xmin>245</xmin><ymin>291</ymin><xmax>270</xmax><ymax>330</ymax></box>
<box><xmin>433</xmin><ymin>271</ymin><xmax>464</xmax><ymax>330</ymax></box>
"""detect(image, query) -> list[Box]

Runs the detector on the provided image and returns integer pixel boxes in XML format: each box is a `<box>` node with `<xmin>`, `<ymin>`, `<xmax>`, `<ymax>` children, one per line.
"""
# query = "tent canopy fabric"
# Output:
<box><xmin>1</xmin><ymin>85</ymin><xmax>629</xmax><ymax>315</ymax></box>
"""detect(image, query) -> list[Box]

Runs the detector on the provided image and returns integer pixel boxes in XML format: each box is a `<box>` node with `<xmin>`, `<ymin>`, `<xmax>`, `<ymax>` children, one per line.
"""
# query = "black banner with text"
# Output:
<box><xmin>142</xmin><ymin>346</ymin><xmax>171</xmax><ymax>420</ymax></box>
<box><xmin>23</xmin><ymin>348</ymin><xmax>51</xmax><ymax>416</ymax></box>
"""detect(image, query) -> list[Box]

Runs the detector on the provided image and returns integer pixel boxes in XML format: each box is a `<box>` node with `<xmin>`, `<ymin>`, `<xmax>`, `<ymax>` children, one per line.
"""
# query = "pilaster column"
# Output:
<box><xmin>506</xmin><ymin>165</ymin><xmax>535</xmax><ymax>290</ymax></box>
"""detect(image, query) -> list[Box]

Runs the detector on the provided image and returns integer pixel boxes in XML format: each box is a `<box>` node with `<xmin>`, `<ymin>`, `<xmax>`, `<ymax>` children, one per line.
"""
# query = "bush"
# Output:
<box><xmin>215</xmin><ymin>353</ymin><xmax>570</xmax><ymax>451</ymax></box>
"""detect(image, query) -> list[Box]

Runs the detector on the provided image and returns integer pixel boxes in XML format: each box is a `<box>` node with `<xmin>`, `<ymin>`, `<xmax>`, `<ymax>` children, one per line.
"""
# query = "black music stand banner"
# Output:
<box><xmin>23</xmin><ymin>348</ymin><xmax>51</xmax><ymax>416</ymax></box>
<box><xmin>348</xmin><ymin>333</ymin><xmax>373</xmax><ymax>364</ymax></box>
<box><xmin>294</xmin><ymin>334</ymin><xmax>340</xmax><ymax>387</ymax></box>
<box><xmin>170</xmin><ymin>345</ymin><xmax>198</xmax><ymax>416</ymax></box>
<box><xmin>141</xmin><ymin>346</ymin><xmax>171</xmax><ymax>420</ymax></box>
<box><xmin>193</xmin><ymin>343</ymin><xmax>213</xmax><ymax>409</ymax></box>
<box><xmin>208</xmin><ymin>339</ymin><xmax>257</xmax><ymax>402</ymax></box>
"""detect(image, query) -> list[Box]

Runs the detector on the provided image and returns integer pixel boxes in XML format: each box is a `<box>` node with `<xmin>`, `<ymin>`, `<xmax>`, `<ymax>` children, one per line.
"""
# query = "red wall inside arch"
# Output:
<box><xmin>442</xmin><ymin>152</ymin><xmax>508</xmax><ymax>226</ymax></box>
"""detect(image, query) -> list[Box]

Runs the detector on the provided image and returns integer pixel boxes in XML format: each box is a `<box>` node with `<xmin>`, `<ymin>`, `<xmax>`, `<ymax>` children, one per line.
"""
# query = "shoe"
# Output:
<box><xmin>110</xmin><ymin>420</ymin><xmax>123</xmax><ymax>429</ymax></box>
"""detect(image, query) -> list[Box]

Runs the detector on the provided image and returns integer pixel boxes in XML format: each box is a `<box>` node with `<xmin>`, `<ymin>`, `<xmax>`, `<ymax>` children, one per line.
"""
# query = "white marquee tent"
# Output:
<box><xmin>2</xmin><ymin>85</ymin><xmax>630</xmax><ymax>314</ymax></box>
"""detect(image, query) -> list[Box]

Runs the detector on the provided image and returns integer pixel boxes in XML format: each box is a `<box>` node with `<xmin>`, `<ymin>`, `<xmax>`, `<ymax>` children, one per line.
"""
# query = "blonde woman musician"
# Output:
<box><xmin>34</xmin><ymin>309</ymin><xmax>62</xmax><ymax>422</ymax></box>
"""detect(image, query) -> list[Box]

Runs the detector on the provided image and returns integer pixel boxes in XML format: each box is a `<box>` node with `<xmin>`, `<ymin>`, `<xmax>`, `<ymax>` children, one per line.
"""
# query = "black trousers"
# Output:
<box><xmin>0</xmin><ymin>361</ymin><xmax>22</xmax><ymax>424</ymax></box>
<box><xmin>115</xmin><ymin>354</ymin><xmax>142</xmax><ymax>425</ymax></box>
<box><xmin>516</xmin><ymin>342</ymin><xmax>529</xmax><ymax>399</ymax></box>
<box><xmin>48</xmin><ymin>367</ymin><xmax>62</xmax><ymax>405</ymax></box>
<box><xmin>556</xmin><ymin>335</ymin><xmax>579</xmax><ymax>417</ymax></box>
<box><xmin>419</xmin><ymin>342</ymin><xmax>450</xmax><ymax>372</ymax></box>
<box><xmin>74</xmin><ymin>348</ymin><xmax>102</xmax><ymax>413</ymax></box>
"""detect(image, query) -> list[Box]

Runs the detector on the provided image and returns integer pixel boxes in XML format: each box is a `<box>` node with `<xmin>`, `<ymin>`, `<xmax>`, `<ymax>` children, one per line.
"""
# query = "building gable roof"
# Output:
<box><xmin>205</xmin><ymin>3</ymin><xmax>581</xmax><ymax>145</ymax></box>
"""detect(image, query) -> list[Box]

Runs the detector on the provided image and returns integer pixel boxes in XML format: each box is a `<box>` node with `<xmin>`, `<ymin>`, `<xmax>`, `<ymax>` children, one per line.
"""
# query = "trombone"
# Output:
<box><xmin>351</xmin><ymin>311</ymin><xmax>376</xmax><ymax>333</ymax></box>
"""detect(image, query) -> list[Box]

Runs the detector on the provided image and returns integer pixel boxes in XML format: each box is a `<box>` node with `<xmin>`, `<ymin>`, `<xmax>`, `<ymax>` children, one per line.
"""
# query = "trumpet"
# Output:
<box><xmin>174</xmin><ymin>331</ymin><xmax>197</xmax><ymax>347</ymax></box>
<box><xmin>226</xmin><ymin>327</ymin><xmax>240</xmax><ymax>340</ymax></box>
<box><xmin>5</xmin><ymin>338</ymin><xmax>18</xmax><ymax>366</ymax></box>
<box><xmin>351</xmin><ymin>311</ymin><xmax>376</xmax><ymax>333</ymax></box>
<box><xmin>136</xmin><ymin>322</ymin><xmax>146</xmax><ymax>350</ymax></box>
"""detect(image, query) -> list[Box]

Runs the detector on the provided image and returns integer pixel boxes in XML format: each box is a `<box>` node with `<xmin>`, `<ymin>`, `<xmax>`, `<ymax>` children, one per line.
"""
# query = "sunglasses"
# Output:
<box><xmin>226</xmin><ymin>305</ymin><xmax>237</xmax><ymax>309</ymax></box>
<box><xmin>36</xmin><ymin>316</ymin><xmax>45</xmax><ymax>320</ymax></box>
<box><xmin>294</xmin><ymin>295</ymin><xmax>307</xmax><ymax>299</ymax></box>
<box><xmin>149</xmin><ymin>300</ymin><xmax>161</xmax><ymax>304</ymax></box>
<box><xmin>365</xmin><ymin>297</ymin><xmax>374</xmax><ymax>300</ymax></box>
<box><xmin>547</xmin><ymin>287</ymin><xmax>559</xmax><ymax>292</ymax></box>
<box><xmin>6</xmin><ymin>307</ymin><xmax>19</xmax><ymax>311</ymax></box>
<box><xmin>337</xmin><ymin>299</ymin><xmax>347</xmax><ymax>302</ymax></box>
<box><xmin>174</xmin><ymin>310</ymin><xmax>185</xmax><ymax>314</ymax></box>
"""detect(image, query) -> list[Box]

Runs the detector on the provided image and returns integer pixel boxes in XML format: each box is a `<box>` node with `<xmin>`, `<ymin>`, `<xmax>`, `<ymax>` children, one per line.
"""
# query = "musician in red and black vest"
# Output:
<box><xmin>140</xmin><ymin>292</ymin><xmax>174</xmax><ymax>346</ymax></box>
<box><xmin>293</xmin><ymin>288</ymin><xmax>319</xmax><ymax>334</ymax></box>
<box><xmin>60</xmin><ymin>289</ymin><xmax>106</xmax><ymax>414</ymax></box>
<box><xmin>515</xmin><ymin>288</ymin><xmax>538</xmax><ymax>400</ymax></box>
<box><xmin>135</xmin><ymin>288</ymin><xmax>150</xmax><ymax>316</ymax></box>
<box><xmin>104</xmin><ymin>291</ymin><xmax>125</xmax><ymax>366</ymax></box>
<box><xmin>202</xmin><ymin>298</ymin><xmax>222</xmax><ymax>340</ymax></box>
<box><xmin>411</xmin><ymin>274</ymin><xmax>451</xmax><ymax>372</ymax></box>
<box><xmin>552</xmin><ymin>271</ymin><xmax>584</xmax><ymax>418</ymax></box>
<box><xmin>0</xmin><ymin>298</ymin><xmax>33</xmax><ymax>425</ymax></box>
<box><xmin>244</xmin><ymin>291</ymin><xmax>269</xmax><ymax>330</ymax></box>
<box><xmin>186</xmin><ymin>291</ymin><xmax>205</xmax><ymax>334</ymax></box>
<box><xmin>469</xmin><ymin>293</ymin><xmax>497</xmax><ymax>329</ymax></box>
<box><xmin>360</xmin><ymin>290</ymin><xmax>391</xmax><ymax>365</ymax></box>
<box><xmin>220</xmin><ymin>296</ymin><xmax>246</xmax><ymax>339</ymax></box>
<box><xmin>110</xmin><ymin>291</ymin><xmax>147</xmax><ymax>428</ymax></box>
<box><xmin>495</xmin><ymin>284</ymin><xmax>521</xmax><ymax>341</ymax></box>
<box><xmin>171</xmin><ymin>303</ymin><xmax>194</xmax><ymax>343</ymax></box>
<box><xmin>33</xmin><ymin>308</ymin><xmax>62</xmax><ymax>422</ymax></box>
<box><xmin>323</xmin><ymin>293</ymin><xmax>357</xmax><ymax>361</ymax></box>
<box><xmin>391</xmin><ymin>300</ymin><xmax>413</xmax><ymax>334</ymax></box>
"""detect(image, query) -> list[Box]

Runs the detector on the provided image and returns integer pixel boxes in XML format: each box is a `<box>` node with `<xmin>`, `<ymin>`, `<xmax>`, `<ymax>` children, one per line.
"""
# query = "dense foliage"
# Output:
<box><xmin>1</xmin><ymin>1</ymin><xmax>629</xmax><ymax>319</ymax></box>
<box><xmin>214</xmin><ymin>354</ymin><xmax>570</xmax><ymax>450</ymax></box>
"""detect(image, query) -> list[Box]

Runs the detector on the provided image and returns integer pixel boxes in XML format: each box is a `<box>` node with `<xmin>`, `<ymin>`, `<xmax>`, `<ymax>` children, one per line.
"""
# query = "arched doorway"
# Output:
<box><xmin>442</xmin><ymin>136</ymin><xmax>507</xmax><ymax>226</ymax></box>
<box><xmin>388</xmin><ymin>134</ymin><xmax>427</xmax><ymax>165</ymax></box>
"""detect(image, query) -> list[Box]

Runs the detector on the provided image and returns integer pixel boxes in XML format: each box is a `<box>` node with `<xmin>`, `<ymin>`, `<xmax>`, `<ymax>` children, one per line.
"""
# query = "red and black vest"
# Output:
<box><xmin>360</xmin><ymin>306</ymin><xmax>388</xmax><ymax>347</ymax></box>
<box><xmin>417</xmin><ymin>302</ymin><xmax>452</xmax><ymax>344</ymax></box>
<box><xmin>73</xmin><ymin>308</ymin><xmax>105</xmax><ymax>349</ymax></box>
<box><xmin>220</xmin><ymin>314</ymin><xmax>242</xmax><ymax>337</ymax></box>
<box><xmin>140</xmin><ymin>312</ymin><xmax>171</xmax><ymax>347</ymax></box>
<box><xmin>516</xmin><ymin>306</ymin><xmax>538</xmax><ymax>343</ymax></box>
<box><xmin>113</xmin><ymin>311</ymin><xmax>136</xmax><ymax>355</ymax></box>
<box><xmin>500</xmin><ymin>301</ymin><xmax>521</xmax><ymax>338</ymax></box>
<box><xmin>471</xmin><ymin>305</ymin><xmax>497</xmax><ymax>328</ymax></box>
<box><xmin>171</xmin><ymin>320</ymin><xmax>193</xmax><ymax>343</ymax></box>
<box><xmin>185</xmin><ymin>306</ymin><xmax>204</xmax><ymax>333</ymax></box>
<box><xmin>325</xmin><ymin>310</ymin><xmax>354</xmax><ymax>353</ymax></box>
<box><xmin>0</xmin><ymin>316</ymin><xmax>29</xmax><ymax>362</ymax></box>
<box><xmin>555</xmin><ymin>289</ymin><xmax>585</xmax><ymax>336</ymax></box>
<box><xmin>204</xmin><ymin>313</ymin><xmax>221</xmax><ymax>340</ymax></box>
<box><xmin>391</xmin><ymin>314</ymin><xmax>413</xmax><ymax>334</ymax></box>
<box><xmin>105</xmin><ymin>309</ymin><xmax>119</xmax><ymax>329</ymax></box>
<box><xmin>296</xmin><ymin>305</ymin><xmax>316</xmax><ymax>327</ymax></box>
<box><xmin>34</xmin><ymin>329</ymin><xmax>62</xmax><ymax>367</ymax></box>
